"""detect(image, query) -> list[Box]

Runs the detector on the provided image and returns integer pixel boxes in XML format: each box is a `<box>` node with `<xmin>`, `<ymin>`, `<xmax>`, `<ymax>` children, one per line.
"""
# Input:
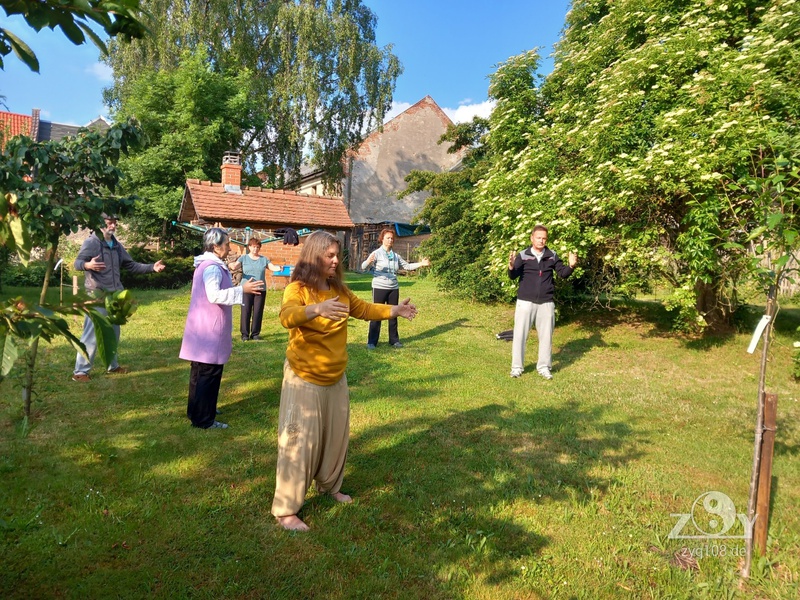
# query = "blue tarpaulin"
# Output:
<box><xmin>393</xmin><ymin>223</ymin><xmax>430</xmax><ymax>237</ymax></box>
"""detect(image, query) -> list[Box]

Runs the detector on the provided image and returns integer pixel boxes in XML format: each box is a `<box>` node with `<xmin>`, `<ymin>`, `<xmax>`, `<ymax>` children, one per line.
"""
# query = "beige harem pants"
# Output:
<box><xmin>271</xmin><ymin>360</ymin><xmax>350</xmax><ymax>518</ymax></box>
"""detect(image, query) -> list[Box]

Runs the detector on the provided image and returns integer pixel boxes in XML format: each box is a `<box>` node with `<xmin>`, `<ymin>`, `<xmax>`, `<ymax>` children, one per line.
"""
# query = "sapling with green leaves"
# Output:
<box><xmin>0</xmin><ymin>119</ymin><xmax>145</xmax><ymax>418</ymax></box>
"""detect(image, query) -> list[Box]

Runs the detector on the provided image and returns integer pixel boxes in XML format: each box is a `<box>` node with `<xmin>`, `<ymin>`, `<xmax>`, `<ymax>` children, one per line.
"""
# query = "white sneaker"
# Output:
<box><xmin>538</xmin><ymin>369</ymin><xmax>553</xmax><ymax>380</ymax></box>
<box><xmin>510</xmin><ymin>369</ymin><xmax>523</xmax><ymax>378</ymax></box>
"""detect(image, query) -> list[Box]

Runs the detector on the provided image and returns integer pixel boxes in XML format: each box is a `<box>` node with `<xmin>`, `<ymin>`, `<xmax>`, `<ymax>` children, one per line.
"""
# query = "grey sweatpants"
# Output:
<box><xmin>511</xmin><ymin>300</ymin><xmax>555</xmax><ymax>374</ymax></box>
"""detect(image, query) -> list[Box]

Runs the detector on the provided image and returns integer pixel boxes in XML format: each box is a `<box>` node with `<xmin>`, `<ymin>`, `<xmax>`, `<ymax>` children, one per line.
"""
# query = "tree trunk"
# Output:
<box><xmin>22</xmin><ymin>240</ymin><xmax>58</xmax><ymax>418</ymax></box>
<box><xmin>695</xmin><ymin>279</ymin><xmax>733</xmax><ymax>332</ymax></box>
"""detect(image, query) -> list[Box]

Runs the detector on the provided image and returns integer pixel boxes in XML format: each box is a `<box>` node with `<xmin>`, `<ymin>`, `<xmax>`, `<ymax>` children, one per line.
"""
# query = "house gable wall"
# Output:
<box><xmin>345</xmin><ymin>96</ymin><xmax>462</xmax><ymax>225</ymax></box>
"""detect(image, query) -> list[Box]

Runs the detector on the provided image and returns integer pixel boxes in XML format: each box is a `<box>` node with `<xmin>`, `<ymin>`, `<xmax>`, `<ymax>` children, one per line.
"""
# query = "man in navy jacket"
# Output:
<box><xmin>508</xmin><ymin>225</ymin><xmax>577</xmax><ymax>379</ymax></box>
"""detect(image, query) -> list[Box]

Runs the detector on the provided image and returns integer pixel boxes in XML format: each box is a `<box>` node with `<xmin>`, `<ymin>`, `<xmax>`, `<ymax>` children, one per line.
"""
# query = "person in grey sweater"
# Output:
<box><xmin>361</xmin><ymin>227</ymin><xmax>430</xmax><ymax>348</ymax></box>
<box><xmin>71</xmin><ymin>215</ymin><xmax>166</xmax><ymax>381</ymax></box>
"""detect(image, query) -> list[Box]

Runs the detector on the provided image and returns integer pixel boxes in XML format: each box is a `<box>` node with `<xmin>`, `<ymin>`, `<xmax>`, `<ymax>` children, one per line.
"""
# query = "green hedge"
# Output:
<box><xmin>1</xmin><ymin>261</ymin><xmax>60</xmax><ymax>287</ymax></box>
<box><xmin>120</xmin><ymin>247</ymin><xmax>194</xmax><ymax>289</ymax></box>
<box><xmin>1</xmin><ymin>249</ymin><xmax>194</xmax><ymax>291</ymax></box>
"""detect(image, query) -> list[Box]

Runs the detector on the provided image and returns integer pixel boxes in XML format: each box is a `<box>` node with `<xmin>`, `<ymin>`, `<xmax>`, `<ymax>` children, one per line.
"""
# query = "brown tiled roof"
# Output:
<box><xmin>0</xmin><ymin>111</ymin><xmax>33</xmax><ymax>144</ymax></box>
<box><xmin>180</xmin><ymin>180</ymin><xmax>353</xmax><ymax>229</ymax></box>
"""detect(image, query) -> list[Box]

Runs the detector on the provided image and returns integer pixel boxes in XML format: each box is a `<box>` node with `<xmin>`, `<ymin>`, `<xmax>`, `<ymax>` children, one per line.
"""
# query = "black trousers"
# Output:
<box><xmin>368</xmin><ymin>287</ymin><xmax>399</xmax><ymax>346</ymax></box>
<box><xmin>187</xmin><ymin>361</ymin><xmax>224</xmax><ymax>428</ymax></box>
<box><xmin>241</xmin><ymin>292</ymin><xmax>265</xmax><ymax>338</ymax></box>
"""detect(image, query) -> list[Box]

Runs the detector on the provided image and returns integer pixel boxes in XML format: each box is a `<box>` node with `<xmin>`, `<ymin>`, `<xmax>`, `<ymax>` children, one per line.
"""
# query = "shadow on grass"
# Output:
<box><xmin>345</xmin><ymin>277</ymin><xmax>422</xmax><ymax>295</ymax></box>
<box><xmin>399</xmin><ymin>318</ymin><xmax>470</xmax><ymax>345</ymax></box>
<box><xmin>553</xmin><ymin>331</ymin><xmax>618</xmax><ymax>372</ymax></box>
<box><xmin>769</xmin><ymin>415</ymin><xmax>799</xmax><ymax>457</ymax></box>
<box><xmin>348</xmin><ymin>369</ymin><xmax>464</xmax><ymax>404</ymax></box>
<box><xmin>343</xmin><ymin>401</ymin><xmax>643</xmax><ymax>586</ymax></box>
<box><xmin>562</xmin><ymin>299</ymin><xmax>800</xmax><ymax>351</ymax></box>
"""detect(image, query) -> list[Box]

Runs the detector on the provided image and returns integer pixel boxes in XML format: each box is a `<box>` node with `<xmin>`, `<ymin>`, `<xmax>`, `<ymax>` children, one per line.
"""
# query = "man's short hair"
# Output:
<box><xmin>532</xmin><ymin>225</ymin><xmax>548</xmax><ymax>235</ymax></box>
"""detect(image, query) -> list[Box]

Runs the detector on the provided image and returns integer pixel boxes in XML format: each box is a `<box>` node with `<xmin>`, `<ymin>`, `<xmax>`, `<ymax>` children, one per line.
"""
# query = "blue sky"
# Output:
<box><xmin>1</xmin><ymin>1</ymin><xmax>570</xmax><ymax>126</ymax></box>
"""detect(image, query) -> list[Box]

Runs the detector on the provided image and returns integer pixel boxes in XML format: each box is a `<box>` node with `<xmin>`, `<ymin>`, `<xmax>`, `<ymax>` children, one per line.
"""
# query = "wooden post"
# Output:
<box><xmin>72</xmin><ymin>275</ymin><xmax>78</xmax><ymax>296</ymax></box>
<box><xmin>754</xmin><ymin>393</ymin><xmax>778</xmax><ymax>555</ymax></box>
<box><xmin>743</xmin><ymin>285</ymin><xmax>777</xmax><ymax>578</ymax></box>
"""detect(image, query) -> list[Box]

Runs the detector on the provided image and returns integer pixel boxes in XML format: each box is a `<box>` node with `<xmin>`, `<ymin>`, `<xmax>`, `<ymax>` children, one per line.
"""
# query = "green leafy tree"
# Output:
<box><xmin>0</xmin><ymin>120</ymin><xmax>145</xmax><ymax>418</ymax></box>
<box><xmin>104</xmin><ymin>0</ymin><xmax>401</xmax><ymax>189</ymax></box>
<box><xmin>405</xmin><ymin>50</ymin><xmax>550</xmax><ymax>303</ymax></box>
<box><xmin>477</xmin><ymin>0</ymin><xmax>800</xmax><ymax>331</ymax></box>
<box><xmin>0</xmin><ymin>0</ymin><xmax>148</xmax><ymax>72</ymax></box>
<box><xmin>111</xmin><ymin>49</ymin><xmax>259</xmax><ymax>248</ymax></box>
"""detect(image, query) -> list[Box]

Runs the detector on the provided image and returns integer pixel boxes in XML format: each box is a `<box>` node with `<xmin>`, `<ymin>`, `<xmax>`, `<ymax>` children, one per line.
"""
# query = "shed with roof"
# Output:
<box><xmin>178</xmin><ymin>152</ymin><xmax>354</xmax><ymax>288</ymax></box>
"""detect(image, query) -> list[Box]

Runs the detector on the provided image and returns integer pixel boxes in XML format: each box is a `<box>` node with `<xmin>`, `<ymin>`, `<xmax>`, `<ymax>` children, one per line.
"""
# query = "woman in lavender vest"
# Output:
<box><xmin>179</xmin><ymin>228</ymin><xmax>265</xmax><ymax>429</ymax></box>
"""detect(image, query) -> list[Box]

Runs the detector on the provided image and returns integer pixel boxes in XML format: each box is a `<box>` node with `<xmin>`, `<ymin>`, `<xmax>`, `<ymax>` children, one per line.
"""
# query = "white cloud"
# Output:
<box><xmin>382</xmin><ymin>101</ymin><xmax>412</xmax><ymax>123</ymax></box>
<box><xmin>442</xmin><ymin>100</ymin><xmax>495</xmax><ymax>124</ymax></box>
<box><xmin>86</xmin><ymin>62</ymin><xmax>113</xmax><ymax>83</ymax></box>
<box><xmin>381</xmin><ymin>99</ymin><xmax>494</xmax><ymax>126</ymax></box>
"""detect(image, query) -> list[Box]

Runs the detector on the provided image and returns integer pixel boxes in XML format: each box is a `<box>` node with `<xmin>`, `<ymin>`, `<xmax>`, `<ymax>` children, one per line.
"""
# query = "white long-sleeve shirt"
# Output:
<box><xmin>193</xmin><ymin>252</ymin><xmax>244</xmax><ymax>305</ymax></box>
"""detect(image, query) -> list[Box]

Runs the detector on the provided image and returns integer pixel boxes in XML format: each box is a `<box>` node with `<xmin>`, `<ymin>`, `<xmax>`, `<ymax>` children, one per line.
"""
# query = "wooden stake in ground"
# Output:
<box><xmin>743</xmin><ymin>286</ymin><xmax>777</xmax><ymax>578</ymax></box>
<box><xmin>754</xmin><ymin>393</ymin><xmax>778</xmax><ymax>556</ymax></box>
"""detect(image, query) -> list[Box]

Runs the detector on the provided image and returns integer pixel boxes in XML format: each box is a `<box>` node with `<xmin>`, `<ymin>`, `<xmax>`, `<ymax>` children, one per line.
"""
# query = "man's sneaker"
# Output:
<box><xmin>251</xmin><ymin>334</ymin><xmax>261</xmax><ymax>341</ymax></box>
<box><xmin>107</xmin><ymin>366</ymin><xmax>129</xmax><ymax>374</ymax></box>
<box><xmin>71</xmin><ymin>373</ymin><xmax>90</xmax><ymax>382</ymax></box>
<box><xmin>208</xmin><ymin>421</ymin><xmax>229</xmax><ymax>429</ymax></box>
<box><xmin>510</xmin><ymin>369</ymin><xmax>523</xmax><ymax>378</ymax></box>
<box><xmin>538</xmin><ymin>369</ymin><xmax>553</xmax><ymax>380</ymax></box>
<box><xmin>366</xmin><ymin>344</ymin><xmax>376</xmax><ymax>350</ymax></box>
<box><xmin>241</xmin><ymin>336</ymin><xmax>248</xmax><ymax>342</ymax></box>
<box><xmin>391</xmin><ymin>342</ymin><xmax>403</xmax><ymax>348</ymax></box>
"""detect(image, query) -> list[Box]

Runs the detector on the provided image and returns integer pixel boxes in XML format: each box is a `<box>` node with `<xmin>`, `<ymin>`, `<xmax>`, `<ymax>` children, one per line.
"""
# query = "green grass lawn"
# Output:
<box><xmin>1</xmin><ymin>274</ymin><xmax>799</xmax><ymax>599</ymax></box>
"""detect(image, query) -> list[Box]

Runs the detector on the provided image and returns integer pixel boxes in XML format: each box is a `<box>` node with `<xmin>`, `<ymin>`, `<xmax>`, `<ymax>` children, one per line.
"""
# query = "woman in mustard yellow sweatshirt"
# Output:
<box><xmin>272</xmin><ymin>231</ymin><xmax>418</xmax><ymax>531</ymax></box>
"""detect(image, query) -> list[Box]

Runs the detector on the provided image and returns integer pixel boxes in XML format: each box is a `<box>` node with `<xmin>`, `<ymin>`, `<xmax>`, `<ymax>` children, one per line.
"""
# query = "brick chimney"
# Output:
<box><xmin>221</xmin><ymin>150</ymin><xmax>242</xmax><ymax>194</ymax></box>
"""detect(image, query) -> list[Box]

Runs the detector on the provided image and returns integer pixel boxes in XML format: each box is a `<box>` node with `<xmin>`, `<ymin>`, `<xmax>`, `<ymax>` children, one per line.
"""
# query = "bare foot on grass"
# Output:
<box><xmin>277</xmin><ymin>515</ymin><xmax>309</xmax><ymax>531</ymax></box>
<box><xmin>331</xmin><ymin>492</ymin><xmax>352</xmax><ymax>503</ymax></box>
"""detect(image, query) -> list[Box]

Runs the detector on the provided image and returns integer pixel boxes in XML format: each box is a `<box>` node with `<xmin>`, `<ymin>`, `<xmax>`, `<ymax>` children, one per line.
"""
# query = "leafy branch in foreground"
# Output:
<box><xmin>0</xmin><ymin>0</ymin><xmax>149</xmax><ymax>72</ymax></box>
<box><xmin>0</xmin><ymin>295</ymin><xmax>126</xmax><ymax>383</ymax></box>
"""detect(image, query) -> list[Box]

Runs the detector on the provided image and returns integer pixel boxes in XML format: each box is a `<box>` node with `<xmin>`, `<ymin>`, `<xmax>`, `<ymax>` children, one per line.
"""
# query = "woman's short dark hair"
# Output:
<box><xmin>248</xmin><ymin>238</ymin><xmax>262</xmax><ymax>248</ymax></box>
<box><xmin>378</xmin><ymin>228</ymin><xmax>394</xmax><ymax>243</ymax></box>
<box><xmin>203</xmin><ymin>227</ymin><xmax>229</xmax><ymax>252</ymax></box>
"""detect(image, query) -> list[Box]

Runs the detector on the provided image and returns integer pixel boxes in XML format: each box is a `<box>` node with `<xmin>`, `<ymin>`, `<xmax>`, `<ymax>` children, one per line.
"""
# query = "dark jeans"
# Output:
<box><xmin>368</xmin><ymin>287</ymin><xmax>399</xmax><ymax>346</ymax></box>
<box><xmin>187</xmin><ymin>361</ymin><xmax>224</xmax><ymax>428</ymax></box>
<box><xmin>241</xmin><ymin>292</ymin><xmax>265</xmax><ymax>338</ymax></box>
